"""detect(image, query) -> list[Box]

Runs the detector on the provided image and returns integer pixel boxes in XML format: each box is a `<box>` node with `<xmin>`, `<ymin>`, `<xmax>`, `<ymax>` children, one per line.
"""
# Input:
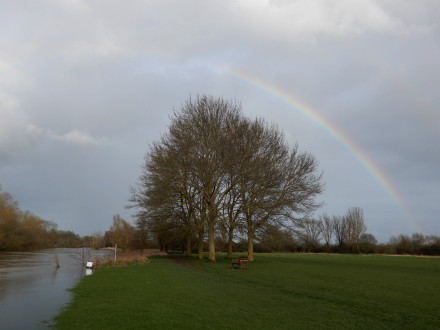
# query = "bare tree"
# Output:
<box><xmin>108</xmin><ymin>215</ymin><xmax>136</xmax><ymax>251</ymax></box>
<box><xmin>257</xmin><ymin>224</ymin><xmax>297</xmax><ymax>252</ymax></box>
<box><xmin>344</xmin><ymin>207</ymin><xmax>367</xmax><ymax>251</ymax></box>
<box><xmin>130</xmin><ymin>96</ymin><xmax>242</xmax><ymax>261</ymax></box>
<box><xmin>237</xmin><ymin>119</ymin><xmax>323</xmax><ymax>261</ymax></box>
<box><xmin>359</xmin><ymin>233</ymin><xmax>378</xmax><ymax>253</ymax></box>
<box><xmin>332</xmin><ymin>215</ymin><xmax>346</xmax><ymax>249</ymax></box>
<box><xmin>168</xmin><ymin>96</ymin><xmax>243</xmax><ymax>261</ymax></box>
<box><xmin>412</xmin><ymin>232</ymin><xmax>426</xmax><ymax>246</ymax></box>
<box><xmin>295</xmin><ymin>218</ymin><xmax>322</xmax><ymax>251</ymax></box>
<box><xmin>318</xmin><ymin>214</ymin><xmax>334</xmax><ymax>252</ymax></box>
<box><xmin>389</xmin><ymin>234</ymin><xmax>413</xmax><ymax>254</ymax></box>
<box><xmin>332</xmin><ymin>208</ymin><xmax>367</xmax><ymax>252</ymax></box>
<box><xmin>360</xmin><ymin>233</ymin><xmax>377</xmax><ymax>245</ymax></box>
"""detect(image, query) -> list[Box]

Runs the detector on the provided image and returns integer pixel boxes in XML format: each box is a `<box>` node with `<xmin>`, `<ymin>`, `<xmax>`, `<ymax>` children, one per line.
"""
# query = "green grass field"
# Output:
<box><xmin>53</xmin><ymin>254</ymin><xmax>440</xmax><ymax>329</ymax></box>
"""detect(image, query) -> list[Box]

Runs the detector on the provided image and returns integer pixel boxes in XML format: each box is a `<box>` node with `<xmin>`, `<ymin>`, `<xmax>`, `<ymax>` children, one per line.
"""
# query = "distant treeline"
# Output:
<box><xmin>3</xmin><ymin>184</ymin><xmax>439</xmax><ymax>256</ymax></box>
<box><xmin>254</xmin><ymin>211</ymin><xmax>440</xmax><ymax>256</ymax></box>
<box><xmin>123</xmin><ymin>206</ymin><xmax>440</xmax><ymax>256</ymax></box>
<box><xmin>0</xmin><ymin>187</ymin><xmax>84</xmax><ymax>251</ymax></box>
<box><xmin>249</xmin><ymin>227</ymin><xmax>440</xmax><ymax>256</ymax></box>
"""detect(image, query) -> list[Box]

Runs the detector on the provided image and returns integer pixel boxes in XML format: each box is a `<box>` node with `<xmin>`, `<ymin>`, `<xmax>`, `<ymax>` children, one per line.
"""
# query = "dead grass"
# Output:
<box><xmin>93</xmin><ymin>250</ymin><xmax>158</xmax><ymax>268</ymax></box>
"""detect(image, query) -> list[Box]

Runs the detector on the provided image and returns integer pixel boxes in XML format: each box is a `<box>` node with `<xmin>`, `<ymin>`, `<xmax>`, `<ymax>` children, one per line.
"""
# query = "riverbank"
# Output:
<box><xmin>53</xmin><ymin>253</ymin><xmax>440</xmax><ymax>329</ymax></box>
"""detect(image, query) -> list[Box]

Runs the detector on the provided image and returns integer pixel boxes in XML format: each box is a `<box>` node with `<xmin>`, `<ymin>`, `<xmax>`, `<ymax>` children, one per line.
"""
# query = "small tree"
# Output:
<box><xmin>319</xmin><ymin>214</ymin><xmax>334</xmax><ymax>252</ymax></box>
<box><xmin>389</xmin><ymin>234</ymin><xmax>413</xmax><ymax>254</ymax></box>
<box><xmin>256</xmin><ymin>224</ymin><xmax>297</xmax><ymax>252</ymax></box>
<box><xmin>108</xmin><ymin>215</ymin><xmax>136</xmax><ymax>251</ymax></box>
<box><xmin>358</xmin><ymin>233</ymin><xmax>377</xmax><ymax>253</ymax></box>
<box><xmin>295</xmin><ymin>219</ymin><xmax>322</xmax><ymax>252</ymax></box>
<box><xmin>344</xmin><ymin>207</ymin><xmax>367</xmax><ymax>252</ymax></box>
<box><xmin>333</xmin><ymin>215</ymin><xmax>346</xmax><ymax>250</ymax></box>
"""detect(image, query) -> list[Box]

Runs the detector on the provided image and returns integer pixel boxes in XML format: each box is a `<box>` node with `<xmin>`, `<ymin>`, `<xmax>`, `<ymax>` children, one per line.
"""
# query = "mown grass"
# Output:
<box><xmin>53</xmin><ymin>253</ymin><xmax>440</xmax><ymax>329</ymax></box>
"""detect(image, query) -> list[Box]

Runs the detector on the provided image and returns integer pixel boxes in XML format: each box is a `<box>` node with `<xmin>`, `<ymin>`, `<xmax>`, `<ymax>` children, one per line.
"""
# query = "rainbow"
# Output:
<box><xmin>223</xmin><ymin>65</ymin><xmax>420</xmax><ymax>232</ymax></box>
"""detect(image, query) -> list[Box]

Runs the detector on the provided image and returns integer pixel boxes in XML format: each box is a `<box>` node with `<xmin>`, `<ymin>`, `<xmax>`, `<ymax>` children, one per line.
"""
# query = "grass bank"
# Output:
<box><xmin>53</xmin><ymin>253</ymin><xmax>440</xmax><ymax>329</ymax></box>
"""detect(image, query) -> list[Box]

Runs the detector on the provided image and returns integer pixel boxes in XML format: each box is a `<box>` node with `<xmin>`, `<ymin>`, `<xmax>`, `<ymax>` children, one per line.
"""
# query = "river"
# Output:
<box><xmin>0</xmin><ymin>248</ymin><xmax>110</xmax><ymax>329</ymax></box>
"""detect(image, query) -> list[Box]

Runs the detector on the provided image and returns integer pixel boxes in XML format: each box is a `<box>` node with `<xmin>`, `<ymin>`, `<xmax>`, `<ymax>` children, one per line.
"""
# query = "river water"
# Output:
<box><xmin>0</xmin><ymin>248</ymin><xmax>110</xmax><ymax>329</ymax></box>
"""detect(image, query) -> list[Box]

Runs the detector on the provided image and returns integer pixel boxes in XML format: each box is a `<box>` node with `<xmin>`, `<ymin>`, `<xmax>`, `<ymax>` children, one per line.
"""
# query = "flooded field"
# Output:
<box><xmin>0</xmin><ymin>248</ymin><xmax>110</xmax><ymax>329</ymax></box>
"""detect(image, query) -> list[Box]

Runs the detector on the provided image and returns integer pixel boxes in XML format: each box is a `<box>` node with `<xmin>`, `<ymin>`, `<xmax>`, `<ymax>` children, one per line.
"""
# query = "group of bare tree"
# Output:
<box><xmin>385</xmin><ymin>233</ymin><xmax>440</xmax><ymax>255</ymax></box>
<box><xmin>294</xmin><ymin>207</ymin><xmax>377</xmax><ymax>253</ymax></box>
<box><xmin>129</xmin><ymin>95</ymin><xmax>324</xmax><ymax>261</ymax></box>
<box><xmin>275</xmin><ymin>209</ymin><xmax>440</xmax><ymax>255</ymax></box>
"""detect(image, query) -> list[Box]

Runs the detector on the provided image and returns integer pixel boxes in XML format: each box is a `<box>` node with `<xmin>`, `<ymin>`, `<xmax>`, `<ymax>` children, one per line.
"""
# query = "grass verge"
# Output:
<box><xmin>53</xmin><ymin>253</ymin><xmax>440</xmax><ymax>329</ymax></box>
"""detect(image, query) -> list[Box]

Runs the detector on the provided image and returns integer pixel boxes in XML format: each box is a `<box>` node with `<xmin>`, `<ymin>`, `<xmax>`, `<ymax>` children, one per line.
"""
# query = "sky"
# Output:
<box><xmin>1</xmin><ymin>0</ymin><xmax>439</xmax><ymax>242</ymax></box>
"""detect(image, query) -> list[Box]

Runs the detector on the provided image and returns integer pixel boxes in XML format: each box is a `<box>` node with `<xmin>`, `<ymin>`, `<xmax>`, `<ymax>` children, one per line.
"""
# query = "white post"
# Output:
<box><xmin>114</xmin><ymin>244</ymin><xmax>117</xmax><ymax>262</ymax></box>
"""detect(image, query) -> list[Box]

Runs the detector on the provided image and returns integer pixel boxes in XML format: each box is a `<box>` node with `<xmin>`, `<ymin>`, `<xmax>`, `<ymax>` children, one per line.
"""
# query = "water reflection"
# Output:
<box><xmin>0</xmin><ymin>248</ymin><xmax>110</xmax><ymax>329</ymax></box>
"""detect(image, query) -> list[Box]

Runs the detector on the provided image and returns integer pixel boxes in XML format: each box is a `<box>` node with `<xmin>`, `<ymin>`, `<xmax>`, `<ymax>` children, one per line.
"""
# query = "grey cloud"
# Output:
<box><xmin>1</xmin><ymin>0</ymin><xmax>439</xmax><ymax>240</ymax></box>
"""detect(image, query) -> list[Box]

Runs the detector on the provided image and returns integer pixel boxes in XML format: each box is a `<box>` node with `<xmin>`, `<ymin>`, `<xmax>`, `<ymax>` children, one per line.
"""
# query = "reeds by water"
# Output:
<box><xmin>93</xmin><ymin>251</ymin><xmax>150</xmax><ymax>268</ymax></box>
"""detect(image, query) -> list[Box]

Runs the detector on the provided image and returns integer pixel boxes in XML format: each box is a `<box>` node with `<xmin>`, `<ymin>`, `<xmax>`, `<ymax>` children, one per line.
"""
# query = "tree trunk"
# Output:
<box><xmin>208</xmin><ymin>220</ymin><xmax>216</xmax><ymax>262</ymax></box>
<box><xmin>197</xmin><ymin>233</ymin><xmax>204</xmax><ymax>259</ymax></box>
<box><xmin>227</xmin><ymin>228</ymin><xmax>234</xmax><ymax>259</ymax></box>
<box><xmin>185</xmin><ymin>235</ymin><xmax>192</xmax><ymax>256</ymax></box>
<box><xmin>247</xmin><ymin>231</ymin><xmax>254</xmax><ymax>262</ymax></box>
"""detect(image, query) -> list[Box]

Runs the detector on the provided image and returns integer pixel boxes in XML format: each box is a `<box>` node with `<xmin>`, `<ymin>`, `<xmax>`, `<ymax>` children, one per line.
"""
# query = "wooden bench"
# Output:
<box><xmin>231</xmin><ymin>256</ymin><xmax>248</xmax><ymax>269</ymax></box>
